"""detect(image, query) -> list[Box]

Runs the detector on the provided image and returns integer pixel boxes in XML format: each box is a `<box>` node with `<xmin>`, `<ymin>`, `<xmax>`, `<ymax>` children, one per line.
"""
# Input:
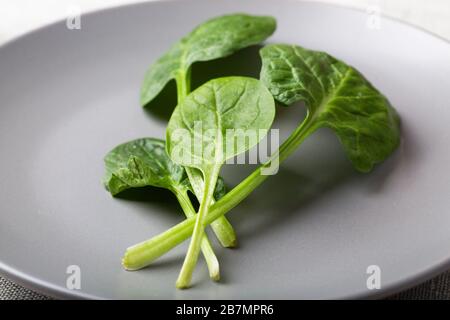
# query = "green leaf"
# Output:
<box><xmin>166</xmin><ymin>76</ymin><xmax>275</xmax><ymax>174</ymax></box>
<box><xmin>103</xmin><ymin>138</ymin><xmax>227</xmax><ymax>197</ymax></box>
<box><xmin>141</xmin><ymin>13</ymin><xmax>276</xmax><ymax>107</ymax></box>
<box><xmin>104</xmin><ymin>138</ymin><xmax>188</xmax><ymax>195</ymax></box>
<box><xmin>260</xmin><ymin>44</ymin><xmax>400</xmax><ymax>172</ymax></box>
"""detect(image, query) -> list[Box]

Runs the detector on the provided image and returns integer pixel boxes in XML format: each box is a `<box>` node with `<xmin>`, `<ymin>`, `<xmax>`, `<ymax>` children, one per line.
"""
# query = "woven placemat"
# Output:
<box><xmin>1</xmin><ymin>271</ymin><xmax>449</xmax><ymax>300</ymax></box>
<box><xmin>388</xmin><ymin>270</ymin><xmax>450</xmax><ymax>300</ymax></box>
<box><xmin>0</xmin><ymin>276</ymin><xmax>51</xmax><ymax>300</ymax></box>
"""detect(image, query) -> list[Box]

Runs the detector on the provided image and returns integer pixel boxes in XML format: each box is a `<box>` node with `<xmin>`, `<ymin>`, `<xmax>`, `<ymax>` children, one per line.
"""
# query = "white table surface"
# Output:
<box><xmin>1</xmin><ymin>0</ymin><xmax>450</xmax><ymax>45</ymax></box>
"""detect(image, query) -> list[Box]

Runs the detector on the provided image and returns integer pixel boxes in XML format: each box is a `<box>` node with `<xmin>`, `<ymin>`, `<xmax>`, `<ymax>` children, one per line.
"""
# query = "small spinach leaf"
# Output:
<box><xmin>141</xmin><ymin>14</ymin><xmax>276</xmax><ymax>107</ymax></box>
<box><xmin>104</xmin><ymin>138</ymin><xmax>188</xmax><ymax>195</ymax></box>
<box><xmin>166</xmin><ymin>76</ymin><xmax>275</xmax><ymax>171</ymax></box>
<box><xmin>260</xmin><ymin>44</ymin><xmax>400</xmax><ymax>172</ymax></box>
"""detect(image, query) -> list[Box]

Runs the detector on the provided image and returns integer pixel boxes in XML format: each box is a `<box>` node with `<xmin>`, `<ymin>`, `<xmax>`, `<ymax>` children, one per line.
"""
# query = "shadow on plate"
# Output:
<box><xmin>114</xmin><ymin>186</ymin><xmax>181</xmax><ymax>219</ymax></box>
<box><xmin>142</xmin><ymin>45</ymin><xmax>263</xmax><ymax>122</ymax></box>
<box><xmin>227</xmin><ymin>143</ymin><xmax>357</xmax><ymax>241</ymax></box>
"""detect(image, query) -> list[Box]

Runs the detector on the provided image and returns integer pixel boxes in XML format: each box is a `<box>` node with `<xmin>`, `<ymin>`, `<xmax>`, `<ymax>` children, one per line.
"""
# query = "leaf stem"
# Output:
<box><xmin>123</xmin><ymin>188</ymin><xmax>220</xmax><ymax>281</ymax></box>
<box><xmin>173</xmin><ymin>189</ymin><xmax>220</xmax><ymax>281</ymax></box>
<box><xmin>122</xmin><ymin>111</ymin><xmax>316</xmax><ymax>269</ymax></box>
<box><xmin>185</xmin><ymin>167</ymin><xmax>237</xmax><ymax>248</ymax></box>
<box><xmin>175</xmin><ymin>69</ymin><xmax>191</xmax><ymax>104</ymax></box>
<box><xmin>176</xmin><ymin>165</ymin><xmax>221</xmax><ymax>288</ymax></box>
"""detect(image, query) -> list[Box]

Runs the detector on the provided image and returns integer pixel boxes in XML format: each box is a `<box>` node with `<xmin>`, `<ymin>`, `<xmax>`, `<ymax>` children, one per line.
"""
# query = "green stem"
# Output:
<box><xmin>175</xmin><ymin>69</ymin><xmax>191</xmax><ymax>102</ymax></box>
<box><xmin>123</xmin><ymin>188</ymin><xmax>220</xmax><ymax>281</ymax></box>
<box><xmin>175</xmin><ymin>68</ymin><xmax>237</xmax><ymax>248</ymax></box>
<box><xmin>185</xmin><ymin>168</ymin><xmax>237</xmax><ymax>248</ymax></box>
<box><xmin>173</xmin><ymin>189</ymin><xmax>220</xmax><ymax>281</ymax></box>
<box><xmin>122</xmin><ymin>112</ymin><xmax>315</xmax><ymax>269</ymax></box>
<box><xmin>176</xmin><ymin>165</ymin><xmax>221</xmax><ymax>288</ymax></box>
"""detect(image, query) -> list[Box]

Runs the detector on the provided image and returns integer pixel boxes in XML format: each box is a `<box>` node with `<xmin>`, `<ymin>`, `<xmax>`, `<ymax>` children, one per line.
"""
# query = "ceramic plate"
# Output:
<box><xmin>1</xmin><ymin>0</ymin><xmax>450</xmax><ymax>299</ymax></box>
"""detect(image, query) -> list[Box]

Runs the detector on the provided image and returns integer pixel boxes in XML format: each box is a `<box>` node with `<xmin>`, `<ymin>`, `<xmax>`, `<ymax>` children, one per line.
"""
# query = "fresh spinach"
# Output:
<box><xmin>140</xmin><ymin>13</ymin><xmax>276</xmax><ymax>249</ymax></box>
<box><xmin>140</xmin><ymin>14</ymin><xmax>276</xmax><ymax>107</ymax></box>
<box><xmin>166</xmin><ymin>76</ymin><xmax>275</xmax><ymax>288</ymax></box>
<box><xmin>104</xmin><ymin>138</ymin><xmax>226</xmax><ymax>279</ymax></box>
<box><xmin>104</xmin><ymin>138</ymin><xmax>188</xmax><ymax>196</ymax></box>
<box><xmin>260</xmin><ymin>44</ymin><xmax>400</xmax><ymax>172</ymax></box>
<box><xmin>103</xmin><ymin>137</ymin><xmax>227</xmax><ymax>200</ymax></box>
<box><xmin>104</xmin><ymin>15</ymin><xmax>401</xmax><ymax>290</ymax></box>
<box><xmin>122</xmin><ymin>44</ymin><xmax>401</xmax><ymax>287</ymax></box>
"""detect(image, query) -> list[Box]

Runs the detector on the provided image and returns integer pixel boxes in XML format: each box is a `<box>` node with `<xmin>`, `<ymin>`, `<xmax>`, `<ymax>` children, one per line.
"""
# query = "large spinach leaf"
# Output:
<box><xmin>141</xmin><ymin>14</ymin><xmax>276</xmax><ymax>107</ymax></box>
<box><xmin>260</xmin><ymin>44</ymin><xmax>400</xmax><ymax>172</ymax></box>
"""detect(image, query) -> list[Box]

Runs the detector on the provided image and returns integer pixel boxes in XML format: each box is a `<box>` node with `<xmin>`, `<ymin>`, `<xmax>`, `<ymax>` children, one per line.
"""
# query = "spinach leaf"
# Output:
<box><xmin>104</xmin><ymin>138</ymin><xmax>188</xmax><ymax>195</ymax></box>
<box><xmin>260</xmin><ymin>44</ymin><xmax>400</xmax><ymax>172</ymax></box>
<box><xmin>166</xmin><ymin>76</ymin><xmax>275</xmax><ymax>288</ymax></box>
<box><xmin>167</xmin><ymin>77</ymin><xmax>275</xmax><ymax>170</ymax></box>
<box><xmin>140</xmin><ymin>14</ymin><xmax>276</xmax><ymax>107</ymax></box>
<box><xmin>103</xmin><ymin>138</ymin><xmax>227</xmax><ymax>199</ymax></box>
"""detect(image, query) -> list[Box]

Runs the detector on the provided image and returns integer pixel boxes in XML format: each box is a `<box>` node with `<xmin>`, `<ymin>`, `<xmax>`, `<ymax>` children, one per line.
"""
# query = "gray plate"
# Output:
<box><xmin>1</xmin><ymin>0</ymin><xmax>450</xmax><ymax>300</ymax></box>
